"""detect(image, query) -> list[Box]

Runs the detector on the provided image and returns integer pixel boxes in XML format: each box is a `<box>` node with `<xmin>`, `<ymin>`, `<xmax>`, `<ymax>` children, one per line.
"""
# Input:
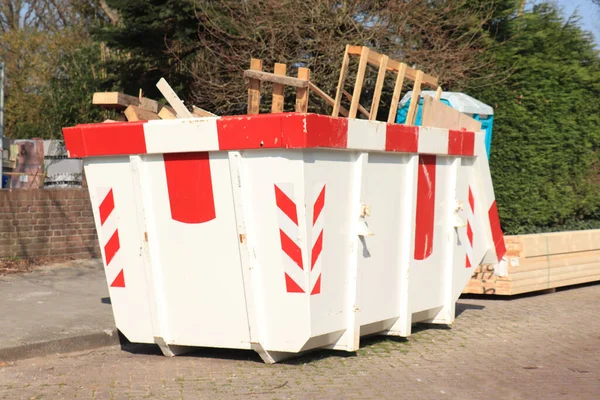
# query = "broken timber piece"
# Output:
<box><xmin>434</xmin><ymin>87</ymin><xmax>443</xmax><ymax>101</ymax></box>
<box><xmin>93</xmin><ymin>92</ymin><xmax>159</xmax><ymax>113</ymax></box>
<box><xmin>308</xmin><ymin>82</ymin><xmax>349</xmax><ymax>117</ymax></box>
<box><xmin>124</xmin><ymin>105</ymin><xmax>160</xmax><ymax>122</ymax></box>
<box><xmin>243</xmin><ymin>70</ymin><xmax>309</xmax><ymax>88</ymax></box>
<box><xmin>192</xmin><ymin>106</ymin><xmax>216</xmax><ymax>117</ymax></box>
<box><xmin>343</xmin><ymin>90</ymin><xmax>369</xmax><ymax>119</ymax></box>
<box><xmin>421</xmin><ymin>95</ymin><xmax>481</xmax><ymax>132</ymax></box>
<box><xmin>156</xmin><ymin>78</ymin><xmax>193</xmax><ymax>118</ymax></box>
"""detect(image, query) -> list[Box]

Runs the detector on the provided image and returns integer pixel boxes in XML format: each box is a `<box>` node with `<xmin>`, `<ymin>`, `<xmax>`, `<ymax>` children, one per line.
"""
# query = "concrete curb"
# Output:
<box><xmin>0</xmin><ymin>328</ymin><xmax>120</xmax><ymax>362</ymax></box>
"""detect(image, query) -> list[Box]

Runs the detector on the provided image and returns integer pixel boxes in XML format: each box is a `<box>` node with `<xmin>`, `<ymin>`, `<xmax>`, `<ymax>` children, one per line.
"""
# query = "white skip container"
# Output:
<box><xmin>63</xmin><ymin>112</ymin><xmax>506</xmax><ymax>363</ymax></box>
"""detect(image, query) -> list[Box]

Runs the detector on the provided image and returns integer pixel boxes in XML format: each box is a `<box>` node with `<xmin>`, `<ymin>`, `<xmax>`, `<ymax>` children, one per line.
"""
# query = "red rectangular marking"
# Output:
<box><xmin>63</xmin><ymin>122</ymin><xmax>147</xmax><ymax>158</ymax></box>
<box><xmin>448</xmin><ymin>130</ymin><xmax>475</xmax><ymax>156</ymax></box>
<box><xmin>164</xmin><ymin>152</ymin><xmax>216</xmax><ymax>224</ymax></box>
<box><xmin>217</xmin><ymin>114</ymin><xmax>284</xmax><ymax>150</ymax></box>
<box><xmin>99</xmin><ymin>189</ymin><xmax>115</xmax><ymax>226</ymax></box>
<box><xmin>385</xmin><ymin>124</ymin><xmax>419</xmax><ymax>153</ymax></box>
<box><xmin>414</xmin><ymin>155</ymin><xmax>436</xmax><ymax>260</ymax></box>
<box><xmin>304</xmin><ymin>114</ymin><xmax>348</xmax><ymax>149</ymax></box>
<box><xmin>311</xmin><ymin>274</ymin><xmax>321</xmax><ymax>295</ymax></box>
<box><xmin>488</xmin><ymin>201</ymin><xmax>506</xmax><ymax>262</ymax></box>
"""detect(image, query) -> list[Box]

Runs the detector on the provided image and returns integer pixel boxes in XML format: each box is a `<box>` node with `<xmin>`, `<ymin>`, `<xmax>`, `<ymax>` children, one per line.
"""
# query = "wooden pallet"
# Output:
<box><xmin>463</xmin><ymin>230</ymin><xmax>600</xmax><ymax>295</ymax></box>
<box><xmin>332</xmin><ymin>45</ymin><xmax>442</xmax><ymax>123</ymax></box>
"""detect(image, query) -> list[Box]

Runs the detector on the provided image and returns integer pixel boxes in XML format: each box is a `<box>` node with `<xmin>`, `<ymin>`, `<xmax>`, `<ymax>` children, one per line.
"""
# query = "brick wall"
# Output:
<box><xmin>0</xmin><ymin>189</ymin><xmax>100</xmax><ymax>259</ymax></box>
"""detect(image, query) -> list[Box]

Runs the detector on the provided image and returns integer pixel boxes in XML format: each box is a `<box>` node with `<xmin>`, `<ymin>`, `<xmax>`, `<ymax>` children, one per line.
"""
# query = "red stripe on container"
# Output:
<box><xmin>311</xmin><ymin>274</ymin><xmax>321</xmax><ymax>295</ymax></box>
<box><xmin>280</xmin><ymin>229</ymin><xmax>304</xmax><ymax>270</ymax></box>
<box><xmin>385</xmin><ymin>124</ymin><xmax>419</xmax><ymax>153</ymax></box>
<box><xmin>274</xmin><ymin>185</ymin><xmax>299</xmax><ymax>225</ymax></box>
<box><xmin>217</xmin><ymin>114</ymin><xmax>284</xmax><ymax>150</ymax></box>
<box><xmin>304</xmin><ymin>114</ymin><xmax>349</xmax><ymax>149</ymax></box>
<box><xmin>448</xmin><ymin>130</ymin><xmax>475</xmax><ymax>156</ymax></box>
<box><xmin>110</xmin><ymin>269</ymin><xmax>126</xmax><ymax>288</ymax></box>
<box><xmin>285</xmin><ymin>273</ymin><xmax>305</xmax><ymax>293</ymax></box>
<box><xmin>311</xmin><ymin>230</ymin><xmax>323</xmax><ymax>271</ymax></box>
<box><xmin>104</xmin><ymin>230</ymin><xmax>120</xmax><ymax>266</ymax></box>
<box><xmin>467</xmin><ymin>222</ymin><xmax>473</xmax><ymax>245</ymax></box>
<box><xmin>99</xmin><ymin>189</ymin><xmax>115</xmax><ymax>226</ymax></box>
<box><xmin>414</xmin><ymin>155</ymin><xmax>437</xmax><ymax>260</ymax></box>
<box><xmin>164</xmin><ymin>152</ymin><xmax>216</xmax><ymax>224</ymax></box>
<box><xmin>466</xmin><ymin>255</ymin><xmax>471</xmax><ymax>268</ymax></box>
<box><xmin>468</xmin><ymin>186</ymin><xmax>475</xmax><ymax>212</ymax></box>
<box><xmin>313</xmin><ymin>186</ymin><xmax>326</xmax><ymax>225</ymax></box>
<box><xmin>488</xmin><ymin>201</ymin><xmax>506</xmax><ymax>262</ymax></box>
<box><xmin>63</xmin><ymin>122</ymin><xmax>147</xmax><ymax>158</ymax></box>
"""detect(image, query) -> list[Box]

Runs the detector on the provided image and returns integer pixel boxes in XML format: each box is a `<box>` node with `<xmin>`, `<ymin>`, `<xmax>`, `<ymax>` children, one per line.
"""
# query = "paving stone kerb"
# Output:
<box><xmin>1</xmin><ymin>282</ymin><xmax>599</xmax><ymax>399</ymax></box>
<box><xmin>0</xmin><ymin>259</ymin><xmax>118</xmax><ymax>362</ymax></box>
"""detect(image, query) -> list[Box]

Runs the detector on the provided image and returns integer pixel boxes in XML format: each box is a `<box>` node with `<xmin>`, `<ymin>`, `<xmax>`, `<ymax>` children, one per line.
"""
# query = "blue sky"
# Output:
<box><xmin>552</xmin><ymin>0</ymin><xmax>600</xmax><ymax>45</ymax></box>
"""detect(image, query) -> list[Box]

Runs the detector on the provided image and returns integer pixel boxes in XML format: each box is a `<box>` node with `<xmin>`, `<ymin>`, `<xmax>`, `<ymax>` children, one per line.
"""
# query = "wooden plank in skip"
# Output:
<box><xmin>349</xmin><ymin>46</ymin><xmax>369</xmax><ymax>119</ymax></box>
<box><xmin>243</xmin><ymin>70</ymin><xmax>308</xmax><ymax>88</ymax></box>
<box><xmin>405</xmin><ymin>70</ymin><xmax>423</xmax><ymax>126</ymax></box>
<box><xmin>156</xmin><ymin>78</ymin><xmax>193</xmax><ymax>118</ymax></box>
<box><xmin>124</xmin><ymin>105</ymin><xmax>160</xmax><ymax>122</ymax></box>
<box><xmin>434</xmin><ymin>86</ymin><xmax>443</xmax><ymax>101</ymax></box>
<box><xmin>332</xmin><ymin>45</ymin><xmax>351</xmax><ymax>117</ymax></box>
<box><xmin>369</xmin><ymin>55</ymin><xmax>388</xmax><ymax>120</ymax></box>
<box><xmin>388</xmin><ymin>62</ymin><xmax>407</xmax><ymax>123</ymax></box>
<box><xmin>247</xmin><ymin>58</ymin><xmax>262</xmax><ymax>115</ymax></box>
<box><xmin>295</xmin><ymin>67</ymin><xmax>310</xmax><ymax>113</ymax></box>
<box><xmin>92</xmin><ymin>92</ymin><xmax>159</xmax><ymax>113</ymax></box>
<box><xmin>272</xmin><ymin>63</ymin><xmax>287</xmax><ymax>113</ymax></box>
<box><xmin>192</xmin><ymin>105</ymin><xmax>216</xmax><ymax>117</ymax></box>
<box><xmin>157</xmin><ymin>106</ymin><xmax>177</xmax><ymax>120</ymax></box>
<box><xmin>421</xmin><ymin>95</ymin><xmax>481</xmax><ymax>131</ymax></box>
<box><xmin>308</xmin><ymin>82</ymin><xmax>349</xmax><ymax>117</ymax></box>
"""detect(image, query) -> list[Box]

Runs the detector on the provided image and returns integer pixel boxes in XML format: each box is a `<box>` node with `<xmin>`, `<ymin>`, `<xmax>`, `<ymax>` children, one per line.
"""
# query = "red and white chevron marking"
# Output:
<box><xmin>275</xmin><ymin>184</ymin><xmax>305</xmax><ymax>293</ymax></box>
<box><xmin>98</xmin><ymin>188</ymin><xmax>125</xmax><ymax>288</ymax></box>
<box><xmin>465</xmin><ymin>186</ymin><xmax>475</xmax><ymax>268</ymax></box>
<box><xmin>310</xmin><ymin>184</ymin><xmax>326</xmax><ymax>295</ymax></box>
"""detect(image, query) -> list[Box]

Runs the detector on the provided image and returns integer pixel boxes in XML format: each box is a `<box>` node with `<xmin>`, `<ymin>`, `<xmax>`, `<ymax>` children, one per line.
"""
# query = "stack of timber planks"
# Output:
<box><xmin>464</xmin><ymin>230</ymin><xmax>600</xmax><ymax>295</ymax></box>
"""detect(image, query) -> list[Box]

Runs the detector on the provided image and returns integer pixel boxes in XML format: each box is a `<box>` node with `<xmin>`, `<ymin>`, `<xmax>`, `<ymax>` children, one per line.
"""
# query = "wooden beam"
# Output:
<box><xmin>308</xmin><ymin>82</ymin><xmax>349</xmax><ymax>117</ymax></box>
<box><xmin>158</xmin><ymin>107</ymin><xmax>176</xmax><ymax>120</ymax></box>
<box><xmin>247</xmin><ymin>58</ymin><xmax>262</xmax><ymax>115</ymax></box>
<box><xmin>92</xmin><ymin>92</ymin><xmax>159</xmax><ymax>113</ymax></box>
<box><xmin>332</xmin><ymin>45</ymin><xmax>351</xmax><ymax>117</ymax></box>
<box><xmin>369</xmin><ymin>55</ymin><xmax>388</xmax><ymax>120</ymax></box>
<box><xmin>343</xmin><ymin>90</ymin><xmax>369</xmax><ymax>119</ymax></box>
<box><xmin>434</xmin><ymin>86</ymin><xmax>443</xmax><ymax>101</ymax></box>
<box><xmin>388</xmin><ymin>62</ymin><xmax>407</xmax><ymax>123</ymax></box>
<box><xmin>295</xmin><ymin>67</ymin><xmax>310</xmax><ymax>113</ymax></box>
<box><xmin>124</xmin><ymin>105</ymin><xmax>160</xmax><ymax>122</ymax></box>
<box><xmin>405</xmin><ymin>70</ymin><xmax>423</xmax><ymax>126</ymax></box>
<box><xmin>192</xmin><ymin>105</ymin><xmax>216</xmax><ymax>117</ymax></box>
<box><xmin>244</xmin><ymin>69</ymin><xmax>308</xmax><ymax>88</ymax></box>
<box><xmin>156</xmin><ymin>78</ymin><xmax>193</xmax><ymax>118</ymax></box>
<box><xmin>271</xmin><ymin>63</ymin><xmax>287</xmax><ymax>113</ymax></box>
<box><xmin>349</xmin><ymin>46</ymin><xmax>369</xmax><ymax>119</ymax></box>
